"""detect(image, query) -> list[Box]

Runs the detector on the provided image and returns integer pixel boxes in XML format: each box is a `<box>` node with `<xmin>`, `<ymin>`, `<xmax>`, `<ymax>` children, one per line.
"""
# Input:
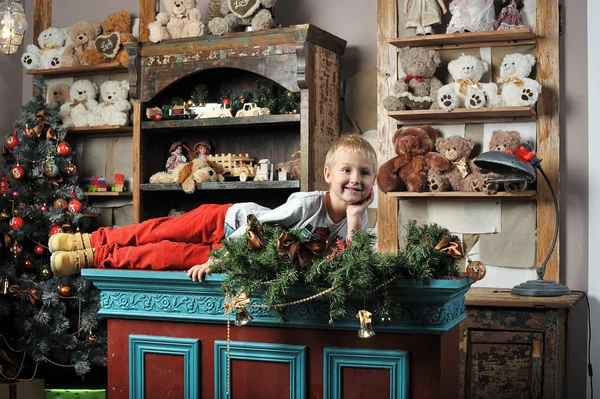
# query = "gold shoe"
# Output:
<box><xmin>48</xmin><ymin>232</ymin><xmax>93</xmax><ymax>253</ymax></box>
<box><xmin>50</xmin><ymin>249</ymin><xmax>95</xmax><ymax>276</ymax></box>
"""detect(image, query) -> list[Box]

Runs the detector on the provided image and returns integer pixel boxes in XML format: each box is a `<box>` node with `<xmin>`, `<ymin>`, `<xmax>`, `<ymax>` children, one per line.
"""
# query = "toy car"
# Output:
<box><xmin>235</xmin><ymin>103</ymin><xmax>270</xmax><ymax>117</ymax></box>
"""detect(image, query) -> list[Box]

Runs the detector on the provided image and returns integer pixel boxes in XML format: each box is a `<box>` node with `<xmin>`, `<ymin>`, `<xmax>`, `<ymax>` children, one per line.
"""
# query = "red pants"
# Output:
<box><xmin>91</xmin><ymin>203</ymin><xmax>232</xmax><ymax>270</ymax></box>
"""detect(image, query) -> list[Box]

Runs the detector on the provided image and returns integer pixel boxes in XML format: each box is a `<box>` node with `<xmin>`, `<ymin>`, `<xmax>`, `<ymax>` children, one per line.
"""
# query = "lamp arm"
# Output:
<box><xmin>536</xmin><ymin>164</ymin><xmax>559</xmax><ymax>280</ymax></box>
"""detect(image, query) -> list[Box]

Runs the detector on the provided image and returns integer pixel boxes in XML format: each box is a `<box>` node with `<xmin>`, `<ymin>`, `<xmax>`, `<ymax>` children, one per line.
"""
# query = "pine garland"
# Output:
<box><xmin>211</xmin><ymin>220</ymin><xmax>463</xmax><ymax>322</ymax></box>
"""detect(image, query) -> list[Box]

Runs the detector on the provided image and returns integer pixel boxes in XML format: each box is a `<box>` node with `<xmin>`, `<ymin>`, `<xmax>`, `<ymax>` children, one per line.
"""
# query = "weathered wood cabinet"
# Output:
<box><xmin>127</xmin><ymin>25</ymin><xmax>346</xmax><ymax>222</ymax></box>
<box><xmin>460</xmin><ymin>289</ymin><xmax>583</xmax><ymax>398</ymax></box>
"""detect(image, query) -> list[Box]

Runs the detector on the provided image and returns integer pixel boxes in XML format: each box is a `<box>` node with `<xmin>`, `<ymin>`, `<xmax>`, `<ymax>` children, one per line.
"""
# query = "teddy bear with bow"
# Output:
<box><xmin>496</xmin><ymin>53</ymin><xmax>542</xmax><ymax>107</ymax></box>
<box><xmin>437</xmin><ymin>53</ymin><xmax>499</xmax><ymax>111</ymax></box>
<box><xmin>208</xmin><ymin>0</ymin><xmax>275</xmax><ymax>36</ymax></box>
<box><xmin>59</xmin><ymin>79</ymin><xmax>99</xmax><ymax>128</ymax></box>
<box><xmin>88</xmin><ymin>80</ymin><xmax>131</xmax><ymax>127</ymax></box>
<box><xmin>148</xmin><ymin>0</ymin><xmax>204</xmax><ymax>43</ymax></box>
<box><xmin>383</xmin><ymin>47</ymin><xmax>443</xmax><ymax>111</ymax></box>
<box><xmin>21</xmin><ymin>27</ymin><xmax>71</xmax><ymax>70</ymax></box>
<box><xmin>84</xmin><ymin>10</ymin><xmax>136</xmax><ymax>67</ymax></box>
<box><xmin>377</xmin><ymin>125</ymin><xmax>450</xmax><ymax>193</ymax></box>
<box><xmin>149</xmin><ymin>158</ymin><xmax>225</xmax><ymax>194</ymax></box>
<box><xmin>61</xmin><ymin>21</ymin><xmax>102</xmax><ymax>67</ymax></box>
<box><xmin>487</xmin><ymin>129</ymin><xmax>529</xmax><ymax>192</ymax></box>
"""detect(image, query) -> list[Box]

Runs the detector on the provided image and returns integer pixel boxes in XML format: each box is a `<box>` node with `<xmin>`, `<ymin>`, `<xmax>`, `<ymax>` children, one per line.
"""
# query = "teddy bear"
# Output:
<box><xmin>383</xmin><ymin>47</ymin><xmax>443</xmax><ymax>111</ymax></box>
<box><xmin>149</xmin><ymin>158</ymin><xmax>225</xmax><ymax>194</ymax></box>
<box><xmin>148</xmin><ymin>0</ymin><xmax>204</xmax><ymax>43</ymax></box>
<box><xmin>427</xmin><ymin>135</ymin><xmax>498</xmax><ymax>193</ymax></box>
<box><xmin>47</xmin><ymin>83</ymin><xmax>71</xmax><ymax>106</ymax></box>
<box><xmin>88</xmin><ymin>80</ymin><xmax>131</xmax><ymax>127</ymax></box>
<box><xmin>59</xmin><ymin>79</ymin><xmax>99</xmax><ymax>128</ymax></box>
<box><xmin>437</xmin><ymin>53</ymin><xmax>500</xmax><ymax>112</ymax></box>
<box><xmin>377</xmin><ymin>125</ymin><xmax>451</xmax><ymax>193</ymax></box>
<box><xmin>496</xmin><ymin>53</ymin><xmax>542</xmax><ymax>107</ymax></box>
<box><xmin>487</xmin><ymin>129</ymin><xmax>528</xmax><ymax>193</ymax></box>
<box><xmin>208</xmin><ymin>0</ymin><xmax>275</xmax><ymax>36</ymax></box>
<box><xmin>84</xmin><ymin>10</ymin><xmax>136</xmax><ymax>67</ymax></box>
<box><xmin>21</xmin><ymin>27</ymin><xmax>71</xmax><ymax>70</ymax></box>
<box><xmin>61</xmin><ymin>21</ymin><xmax>102</xmax><ymax>67</ymax></box>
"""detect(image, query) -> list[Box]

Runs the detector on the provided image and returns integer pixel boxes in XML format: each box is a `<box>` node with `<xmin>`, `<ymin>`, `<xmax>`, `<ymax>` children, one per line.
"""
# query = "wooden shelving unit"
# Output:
<box><xmin>140</xmin><ymin>181</ymin><xmax>300</xmax><ymax>191</ymax></box>
<box><xmin>85</xmin><ymin>191</ymin><xmax>133</xmax><ymax>197</ymax></box>
<box><xmin>24</xmin><ymin>62</ymin><xmax>127</xmax><ymax>77</ymax></box>
<box><xmin>388</xmin><ymin>106</ymin><xmax>536</xmax><ymax>125</ymax></box>
<box><xmin>67</xmin><ymin>126</ymin><xmax>133</xmax><ymax>136</ymax></box>
<box><xmin>385</xmin><ymin>190</ymin><xmax>536</xmax><ymax>198</ymax></box>
<box><xmin>142</xmin><ymin>114</ymin><xmax>300</xmax><ymax>130</ymax></box>
<box><xmin>388</xmin><ymin>28</ymin><xmax>536</xmax><ymax>49</ymax></box>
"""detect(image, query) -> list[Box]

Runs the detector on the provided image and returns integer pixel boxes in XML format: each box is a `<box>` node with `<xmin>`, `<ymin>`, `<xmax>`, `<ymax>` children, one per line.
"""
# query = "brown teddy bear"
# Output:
<box><xmin>149</xmin><ymin>158</ymin><xmax>225</xmax><ymax>194</ymax></box>
<box><xmin>61</xmin><ymin>21</ymin><xmax>102</xmax><ymax>67</ymax></box>
<box><xmin>47</xmin><ymin>83</ymin><xmax>70</xmax><ymax>106</ymax></box>
<box><xmin>377</xmin><ymin>126</ymin><xmax>450</xmax><ymax>193</ymax></box>
<box><xmin>383</xmin><ymin>47</ymin><xmax>443</xmax><ymax>111</ymax></box>
<box><xmin>427</xmin><ymin>135</ymin><xmax>498</xmax><ymax>193</ymax></box>
<box><xmin>208</xmin><ymin>0</ymin><xmax>275</xmax><ymax>36</ymax></box>
<box><xmin>488</xmin><ymin>129</ymin><xmax>527</xmax><ymax>193</ymax></box>
<box><xmin>84</xmin><ymin>10</ymin><xmax>135</xmax><ymax>67</ymax></box>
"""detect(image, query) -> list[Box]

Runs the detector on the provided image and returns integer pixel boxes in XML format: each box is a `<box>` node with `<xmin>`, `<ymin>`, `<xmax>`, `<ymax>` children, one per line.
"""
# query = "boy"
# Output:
<box><xmin>49</xmin><ymin>134</ymin><xmax>377</xmax><ymax>278</ymax></box>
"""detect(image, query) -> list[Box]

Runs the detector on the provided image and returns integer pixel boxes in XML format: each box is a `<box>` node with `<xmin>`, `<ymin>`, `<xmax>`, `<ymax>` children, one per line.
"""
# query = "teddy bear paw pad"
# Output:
<box><xmin>469</xmin><ymin>94</ymin><xmax>484</xmax><ymax>108</ymax></box>
<box><xmin>427</xmin><ymin>177</ymin><xmax>443</xmax><ymax>192</ymax></box>
<box><xmin>23</xmin><ymin>55</ymin><xmax>32</xmax><ymax>65</ymax></box>
<box><xmin>440</xmin><ymin>94</ymin><xmax>454</xmax><ymax>108</ymax></box>
<box><xmin>521</xmin><ymin>88</ymin><xmax>534</xmax><ymax>101</ymax></box>
<box><xmin>50</xmin><ymin>57</ymin><xmax>61</xmax><ymax>67</ymax></box>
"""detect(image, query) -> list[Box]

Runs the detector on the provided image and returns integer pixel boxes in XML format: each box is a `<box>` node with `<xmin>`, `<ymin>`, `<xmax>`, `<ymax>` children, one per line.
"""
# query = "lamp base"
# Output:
<box><xmin>511</xmin><ymin>279</ymin><xmax>571</xmax><ymax>297</ymax></box>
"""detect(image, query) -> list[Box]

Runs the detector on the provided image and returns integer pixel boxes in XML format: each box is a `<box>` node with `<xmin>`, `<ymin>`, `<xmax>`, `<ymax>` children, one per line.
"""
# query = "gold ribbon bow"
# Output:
<box><xmin>43</xmin><ymin>43</ymin><xmax>60</xmax><ymax>50</ymax></box>
<box><xmin>454</xmin><ymin>157</ymin><xmax>470</xmax><ymax>178</ymax></box>
<box><xmin>224</xmin><ymin>292</ymin><xmax>250</xmax><ymax>315</ymax></box>
<box><xmin>392</xmin><ymin>148</ymin><xmax>425</xmax><ymax>177</ymax></box>
<box><xmin>356</xmin><ymin>310</ymin><xmax>372</xmax><ymax>327</ymax></box>
<box><xmin>246</xmin><ymin>214</ymin><xmax>264</xmax><ymax>250</ymax></box>
<box><xmin>277</xmin><ymin>232</ymin><xmax>327</xmax><ymax>270</ymax></box>
<box><xmin>33</xmin><ymin>110</ymin><xmax>57</xmax><ymax>140</ymax></box>
<box><xmin>70</xmin><ymin>99</ymin><xmax>89</xmax><ymax>110</ymax></box>
<box><xmin>496</xmin><ymin>76</ymin><xmax>525</xmax><ymax>87</ymax></box>
<box><xmin>434</xmin><ymin>236</ymin><xmax>465</xmax><ymax>259</ymax></box>
<box><xmin>8</xmin><ymin>285</ymin><xmax>40</xmax><ymax>304</ymax></box>
<box><xmin>455</xmin><ymin>78</ymin><xmax>482</xmax><ymax>96</ymax></box>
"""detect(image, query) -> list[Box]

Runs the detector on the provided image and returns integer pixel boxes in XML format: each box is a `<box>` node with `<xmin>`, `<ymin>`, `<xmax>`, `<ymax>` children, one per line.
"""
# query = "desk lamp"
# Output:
<box><xmin>474</xmin><ymin>145</ymin><xmax>571</xmax><ymax>297</ymax></box>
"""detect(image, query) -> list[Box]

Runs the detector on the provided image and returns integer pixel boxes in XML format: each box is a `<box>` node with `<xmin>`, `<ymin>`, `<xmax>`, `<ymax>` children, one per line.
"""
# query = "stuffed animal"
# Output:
<box><xmin>384</xmin><ymin>47</ymin><xmax>443</xmax><ymax>111</ymax></box>
<box><xmin>496</xmin><ymin>53</ymin><xmax>542</xmax><ymax>107</ymax></box>
<box><xmin>88</xmin><ymin>80</ymin><xmax>131</xmax><ymax>126</ymax></box>
<box><xmin>47</xmin><ymin>83</ymin><xmax>71</xmax><ymax>106</ymax></box>
<box><xmin>494</xmin><ymin>0</ymin><xmax>526</xmax><ymax>30</ymax></box>
<box><xmin>427</xmin><ymin>135</ymin><xmax>498</xmax><ymax>193</ymax></box>
<box><xmin>59</xmin><ymin>79</ymin><xmax>99</xmax><ymax>128</ymax></box>
<box><xmin>21</xmin><ymin>27</ymin><xmax>70</xmax><ymax>70</ymax></box>
<box><xmin>84</xmin><ymin>10</ymin><xmax>136</xmax><ymax>67</ymax></box>
<box><xmin>148</xmin><ymin>0</ymin><xmax>204</xmax><ymax>43</ymax></box>
<box><xmin>208</xmin><ymin>0</ymin><xmax>275</xmax><ymax>36</ymax></box>
<box><xmin>61</xmin><ymin>21</ymin><xmax>102</xmax><ymax>67</ymax></box>
<box><xmin>437</xmin><ymin>53</ymin><xmax>499</xmax><ymax>111</ymax></box>
<box><xmin>377</xmin><ymin>125</ymin><xmax>450</xmax><ymax>193</ymax></box>
<box><xmin>446</xmin><ymin>0</ymin><xmax>495</xmax><ymax>34</ymax></box>
<box><xmin>488</xmin><ymin>129</ymin><xmax>527</xmax><ymax>192</ymax></box>
<box><xmin>149</xmin><ymin>158</ymin><xmax>225</xmax><ymax>194</ymax></box>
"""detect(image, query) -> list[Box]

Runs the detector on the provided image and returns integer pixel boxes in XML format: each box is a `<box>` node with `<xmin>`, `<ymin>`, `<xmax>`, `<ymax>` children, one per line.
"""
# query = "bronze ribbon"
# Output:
<box><xmin>456</xmin><ymin>78</ymin><xmax>482</xmax><ymax>96</ymax></box>
<box><xmin>277</xmin><ymin>232</ymin><xmax>327</xmax><ymax>269</ymax></box>
<box><xmin>356</xmin><ymin>310</ymin><xmax>372</xmax><ymax>327</ymax></box>
<box><xmin>393</xmin><ymin>148</ymin><xmax>425</xmax><ymax>175</ymax></box>
<box><xmin>434</xmin><ymin>236</ymin><xmax>465</xmax><ymax>259</ymax></box>
<box><xmin>33</xmin><ymin>110</ymin><xmax>57</xmax><ymax>140</ymax></box>
<box><xmin>223</xmin><ymin>292</ymin><xmax>250</xmax><ymax>315</ymax></box>
<box><xmin>246</xmin><ymin>214</ymin><xmax>264</xmax><ymax>250</ymax></box>
<box><xmin>454</xmin><ymin>157</ymin><xmax>470</xmax><ymax>178</ymax></box>
<box><xmin>8</xmin><ymin>285</ymin><xmax>40</xmax><ymax>304</ymax></box>
<box><xmin>496</xmin><ymin>76</ymin><xmax>525</xmax><ymax>87</ymax></box>
<box><xmin>69</xmin><ymin>99</ymin><xmax>89</xmax><ymax>111</ymax></box>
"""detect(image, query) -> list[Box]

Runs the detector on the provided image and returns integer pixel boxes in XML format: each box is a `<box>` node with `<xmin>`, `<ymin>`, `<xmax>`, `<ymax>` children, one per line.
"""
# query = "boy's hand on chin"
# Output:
<box><xmin>346</xmin><ymin>188</ymin><xmax>374</xmax><ymax>217</ymax></box>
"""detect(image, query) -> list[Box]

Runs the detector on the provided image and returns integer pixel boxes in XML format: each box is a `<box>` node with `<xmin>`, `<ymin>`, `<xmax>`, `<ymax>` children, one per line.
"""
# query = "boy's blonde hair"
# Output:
<box><xmin>324</xmin><ymin>134</ymin><xmax>378</xmax><ymax>171</ymax></box>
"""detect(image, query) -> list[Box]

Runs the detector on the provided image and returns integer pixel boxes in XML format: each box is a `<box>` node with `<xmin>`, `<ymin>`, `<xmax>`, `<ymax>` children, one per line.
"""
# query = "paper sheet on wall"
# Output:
<box><xmin>343</xmin><ymin>68</ymin><xmax>377</xmax><ymax>132</ymax></box>
<box><xmin>479</xmin><ymin>233</ymin><xmax>536</xmax><ymax>267</ymax></box>
<box><xmin>427</xmin><ymin>200</ymin><xmax>501</xmax><ymax>233</ymax></box>
<box><xmin>471</xmin><ymin>265</ymin><xmax>538</xmax><ymax>288</ymax></box>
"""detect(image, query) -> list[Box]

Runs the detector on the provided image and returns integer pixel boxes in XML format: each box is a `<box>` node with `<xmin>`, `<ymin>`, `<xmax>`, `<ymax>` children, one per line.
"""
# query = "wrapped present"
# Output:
<box><xmin>0</xmin><ymin>379</ymin><xmax>44</xmax><ymax>399</ymax></box>
<box><xmin>44</xmin><ymin>389</ymin><xmax>106</xmax><ymax>399</ymax></box>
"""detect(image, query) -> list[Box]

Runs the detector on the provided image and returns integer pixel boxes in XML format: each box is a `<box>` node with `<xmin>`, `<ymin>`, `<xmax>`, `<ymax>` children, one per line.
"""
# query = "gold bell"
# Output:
<box><xmin>234</xmin><ymin>306</ymin><xmax>254</xmax><ymax>326</ymax></box>
<box><xmin>356</xmin><ymin>309</ymin><xmax>375</xmax><ymax>339</ymax></box>
<box><xmin>1</xmin><ymin>277</ymin><xmax>9</xmax><ymax>294</ymax></box>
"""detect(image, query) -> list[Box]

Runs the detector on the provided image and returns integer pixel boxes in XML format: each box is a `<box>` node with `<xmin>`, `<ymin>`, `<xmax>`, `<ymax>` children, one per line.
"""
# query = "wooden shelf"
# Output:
<box><xmin>67</xmin><ymin>126</ymin><xmax>133</xmax><ymax>137</ymax></box>
<box><xmin>85</xmin><ymin>191</ymin><xmax>133</xmax><ymax>197</ymax></box>
<box><xmin>24</xmin><ymin>62</ymin><xmax>128</xmax><ymax>77</ymax></box>
<box><xmin>389</xmin><ymin>28</ymin><xmax>536</xmax><ymax>50</ymax></box>
<box><xmin>140</xmin><ymin>181</ymin><xmax>300</xmax><ymax>191</ymax></box>
<box><xmin>142</xmin><ymin>114</ymin><xmax>300</xmax><ymax>130</ymax></box>
<box><xmin>387</xmin><ymin>106</ymin><xmax>536</xmax><ymax>125</ymax></box>
<box><xmin>384</xmin><ymin>190</ymin><xmax>536</xmax><ymax>198</ymax></box>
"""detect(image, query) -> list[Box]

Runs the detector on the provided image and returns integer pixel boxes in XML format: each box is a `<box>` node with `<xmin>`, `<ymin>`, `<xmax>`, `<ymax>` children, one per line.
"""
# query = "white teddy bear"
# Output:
<box><xmin>21</xmin><ymin>27</ymin><xmax>71</xmax><ymax>70</ymax></box>
<box><xmin>208</xmin><ymin>0</ymin><xmax>275</xmax><ymax>36</ymax></box>
<box><xmin>496</xmin><ymin>53</ymin><xmax>542</xmax><ymax>107</ymax></box>
<box><xmin>89</xmin><ymin>80</ymin><xmax>131</xmax><ymax>126</ymax></box>
<box><xmin>148</xmin><ymin>0</ymin><xmax>204</xmax><ymax>43</ymax></box>
<box><xmin>437</xmin><ymin>53</ymin><xmax>499</xmax><ymax>111</ymax></box>
<box><xmin>59</xmin><ymin>79</ymin><xmax>99</xmax><ymax>128</ymax></box>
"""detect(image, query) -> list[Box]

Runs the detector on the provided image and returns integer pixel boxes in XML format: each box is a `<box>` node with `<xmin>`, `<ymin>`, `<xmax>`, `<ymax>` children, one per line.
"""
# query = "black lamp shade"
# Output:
<box><xmin>474</xmin><ymin>151</ymin><xmax>536</xmax><ymax>182</ymax></box>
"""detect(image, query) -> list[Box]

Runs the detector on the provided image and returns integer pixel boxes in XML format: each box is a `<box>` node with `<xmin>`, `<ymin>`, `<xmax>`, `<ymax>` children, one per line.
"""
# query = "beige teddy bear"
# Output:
<box><xmin>61</xmin><ymin>21</ymin><xmax>102</xmax><ymax>67</ymax></box>
<box><xmin>148</xmin><ymin>0</ymin><xmax>204</xmax><ymax>43</ymax></box>
<box><xmin>208</xmin><ymin>0</ymin><xmax>275</xmax><ymax>36</ymax></box>
<box><xmin>47</xmin><ymin>83</ymin><xmax>71</xmax><ymax>106</ymax></box>
<box><xmin>149</xmin><ymin>158</ymin><xmax>225</xmax><ymax>194</ymax></box>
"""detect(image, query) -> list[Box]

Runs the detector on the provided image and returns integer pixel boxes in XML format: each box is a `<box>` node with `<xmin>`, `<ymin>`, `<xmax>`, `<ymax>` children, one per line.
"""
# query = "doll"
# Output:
<box><xmin>404</xmin><ymin>0</ymin><xmax>448</xmax><ymax>36</ymax></box>
<box><xmin>165</xmin><ymin>142</ymin><xmax>188</xmax><ymax>173</ymax></box>
<box><xmin>193</xmin><ymin>141</ymin><xmax>214</xmax><ymax>161</ymax></box>
<box><xmin>446</xmin><ymin>0</ymin><xmax>495</xmax><ymax>34</ymax></box>
<box><xmin>494</xmin><ymin>0</ymin><xmax>526</xmax><ymax>30</ymax></box>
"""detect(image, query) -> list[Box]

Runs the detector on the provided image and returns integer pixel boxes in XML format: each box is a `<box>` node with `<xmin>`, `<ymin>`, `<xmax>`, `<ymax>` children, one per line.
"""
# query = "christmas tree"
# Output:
<box><xmin>0</xmin><ymin>77</ymin><xmax>106</xmax><ymax>381</ymax></box>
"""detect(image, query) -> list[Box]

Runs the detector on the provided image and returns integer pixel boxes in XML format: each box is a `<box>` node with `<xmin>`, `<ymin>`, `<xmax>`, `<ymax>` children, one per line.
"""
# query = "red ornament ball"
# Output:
<box><xmin>11</xmin><ymin>165</ymin><xmax>25</xmax><ymax>180</ymax></box>
<box><xmin>33</xmin><ymin>244</ymin><xmax>45</xmax><ymax>256</ymax></box>
<box><xmin>154</xmin><ymin>113</ymin><xmax>163</xmax><ymax>121</ymax></box>
<box><xmin>11</xmin><ymin>190</ymin><xmax>19</xmax><ymax>198</ymax></box>
<box><xmin>67</xmin><ymin>199</ymin><xmax>82</xmax><ymax>213</ymax></box>
<box><xmin>10</xmin><ymin>242</ymin><xmax>22</xmax><ymax>255</ymax></box>
<box><xmin>5</xmin><ymin>135</ymin><xmax>18</xmax><ymax>150</ymax></box>
<box><xmin>49</xmin><ymin>224</ymin><xmax>63</xmax><ymax>235</ymax></box>
<box><xmin>40</xmin><ymin>204</ymin><xmax>48</xmax><ymax>212</ymax></box>
<box><xmin>53</xmin><ymin>198</ymin><xmax>67</xmax><ymax>210</ymax></box>
<box><xmin>58</xmin><ymin>285</ymin><xmax>71</xmax><ymax>297</ymax></box>
<box><xmin>222</xmin><ymin>98</ymin><xmax>231</xmax><ymax>106</ymax></box>
<box><xmin>57</xmin><ymin>142</ymin><xmax>72</xmax><ymax>156</ymax></box>
<box><xmin>66</xmin><ymin>163</ymin><xmax>77</xmax><ymax>176</ymax></box>
<box><xmin>24</xmin><ymin>259</ymin><xmax>33</xmax><ymax>270</ymax></box>
<box><xmin>9</xmin><ymin>216</ymin><xmax>24</xmax><ymax>229</ymax></box>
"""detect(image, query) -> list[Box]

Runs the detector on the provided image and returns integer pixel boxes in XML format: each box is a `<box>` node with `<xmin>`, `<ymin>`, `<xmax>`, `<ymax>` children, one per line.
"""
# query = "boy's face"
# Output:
<box><xmin>324</xmin><ymin>150</ymin><xmax>376</xmax><ymax>206</ymax></box>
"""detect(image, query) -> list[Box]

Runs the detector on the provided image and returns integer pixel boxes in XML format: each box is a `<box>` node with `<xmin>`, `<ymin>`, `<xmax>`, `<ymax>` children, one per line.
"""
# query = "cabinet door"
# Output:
<box><xmin>465</xmin><ymin>330</ymin><xmax>543</xmax><ymax>399</ymax></box>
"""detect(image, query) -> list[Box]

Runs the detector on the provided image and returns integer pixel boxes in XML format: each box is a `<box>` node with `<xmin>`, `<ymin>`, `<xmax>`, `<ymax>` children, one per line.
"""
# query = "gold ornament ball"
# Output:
<box><xmin>0</xmin><ymin>210</ymin><xmax>10</xmax><ymax>220</ymax></box>
<box><xmin>54</xmin><ymin>198</ymin><xmax>68</xmax><ymax>210</ymax></box>
<box><xmin>466</xmin><ymin>260</ymin><xmax>487</xmax><ymax>281</ymax></box>
<box><xmin>40</xmin><ymin>268</ymin><xmax>52</xmax><ymax>280</ymax></box>
<box><xmin>58</xmin><ymin>284</ymin><xmax>71</xmax><ymax>297</ymax></box>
